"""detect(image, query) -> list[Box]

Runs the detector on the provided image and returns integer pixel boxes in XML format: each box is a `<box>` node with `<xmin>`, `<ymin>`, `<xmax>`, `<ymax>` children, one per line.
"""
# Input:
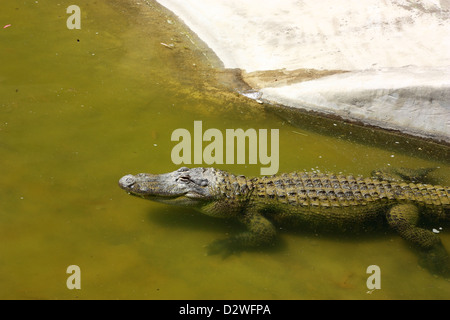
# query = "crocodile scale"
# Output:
<box><xmin>215</xmin><ymin>170</ymin><xmax>449</xmax><ymax>208</ymax></box>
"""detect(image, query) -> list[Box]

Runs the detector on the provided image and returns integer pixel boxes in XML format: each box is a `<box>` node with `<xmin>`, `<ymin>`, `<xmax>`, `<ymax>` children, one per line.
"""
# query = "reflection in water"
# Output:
<box><xmin>0</xmin><ymin>0</ymin><xmax>448</xmax><ymax>299</ymax></box>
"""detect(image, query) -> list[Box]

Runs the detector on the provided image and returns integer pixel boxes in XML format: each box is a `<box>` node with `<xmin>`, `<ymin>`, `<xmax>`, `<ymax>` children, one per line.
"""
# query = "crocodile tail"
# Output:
<box><xmin>372</xmin><ymin>167</ymin><xmax>437</xmax><ymax>184</ymax></box>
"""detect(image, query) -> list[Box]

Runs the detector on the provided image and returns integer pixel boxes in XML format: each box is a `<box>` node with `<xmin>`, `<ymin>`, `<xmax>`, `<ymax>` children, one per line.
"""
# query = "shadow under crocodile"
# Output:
<box><xmin>145</xmin><ymin>206</ymin><xmax>415</xmax><ymax>254</ymax></box>
<box><xmin>145</xmin><ymin>205</ymin><xmax>450</xmax><ymax>277</ymax></box>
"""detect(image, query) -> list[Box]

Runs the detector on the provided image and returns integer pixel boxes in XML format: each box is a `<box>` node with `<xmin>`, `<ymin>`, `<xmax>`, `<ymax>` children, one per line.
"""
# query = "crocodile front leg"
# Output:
<box><xmin>386</xmin><ymin>203</ymin><xmax>450</xmax><ymax>276</ymax></box>
<box><xmin>207</xmin><ymin>211</ymin><xmax>277</xmax><ymax>257</ymax></box>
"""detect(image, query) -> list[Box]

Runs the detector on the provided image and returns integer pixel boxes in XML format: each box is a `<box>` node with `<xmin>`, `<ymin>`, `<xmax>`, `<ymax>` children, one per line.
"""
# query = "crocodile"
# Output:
<box><xmin>118</xmin><ymin>166</ymin><xmax>450</xmax><ymax>276</ymax></box>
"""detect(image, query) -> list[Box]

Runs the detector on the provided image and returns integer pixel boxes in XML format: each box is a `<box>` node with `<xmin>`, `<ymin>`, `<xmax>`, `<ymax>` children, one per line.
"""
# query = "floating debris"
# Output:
<box><xmin>238</xmin><ymin>89</ymin><xmax>263</xmax><ymax>103</ymax></box>
<box><xmin>432</xmin><ymin>227</ymin><xmax>443</xmax><ymax>234</ymax></box>
<box><xmin>292</xmin><ymin>131</ymin><xmax>308</xmax><ymax>136</ymax></box>
<box><xmin>160</xmin><ymin>42</ymin><xmax>174</xmax><ymax>49</ymax></box>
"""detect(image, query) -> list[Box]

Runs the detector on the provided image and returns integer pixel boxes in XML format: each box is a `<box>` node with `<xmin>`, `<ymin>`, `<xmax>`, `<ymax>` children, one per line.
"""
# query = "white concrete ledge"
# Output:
<box><xmin>261</xmin><ymin>66</ymin><xmax>450</xmax><ymax>142</ymax></box>
<box><xmin>155</xmin><ymin>0</ymin><xmax>450</xmax><ymax>142</ymax></box>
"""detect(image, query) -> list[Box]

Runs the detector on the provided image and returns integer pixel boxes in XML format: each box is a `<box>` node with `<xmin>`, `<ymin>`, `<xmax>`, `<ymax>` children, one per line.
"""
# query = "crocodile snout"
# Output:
<box><xmin>119</xmin><ymin>174</ymin><xmax>136</xmax><ymax>189</ymax></box>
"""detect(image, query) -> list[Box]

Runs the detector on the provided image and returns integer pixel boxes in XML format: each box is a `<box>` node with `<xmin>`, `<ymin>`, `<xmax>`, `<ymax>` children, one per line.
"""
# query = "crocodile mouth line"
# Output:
<box><xmin>123</xmin><ymin>185</ymin><xmax>187</xmax><ymax>199</ymax></box>
<box><xmin>121</xmin><ymin>184</ymin><xmax>203</xmax><ymax>200</ymax></box>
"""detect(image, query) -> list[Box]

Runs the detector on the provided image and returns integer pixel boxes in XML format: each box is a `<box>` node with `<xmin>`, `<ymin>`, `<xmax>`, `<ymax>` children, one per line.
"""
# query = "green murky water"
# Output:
<box><xmin>1</xmin><ymin>0</ymin><xmax>449</xmax><ymax>299</ymax></box>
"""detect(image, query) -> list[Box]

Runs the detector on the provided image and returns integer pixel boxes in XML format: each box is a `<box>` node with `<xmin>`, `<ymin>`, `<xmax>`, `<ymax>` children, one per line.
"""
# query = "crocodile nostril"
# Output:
<box><xmin>119</xmin><ymin>174</ymin><xmax>136</xmax><ymax>188</ymax></box>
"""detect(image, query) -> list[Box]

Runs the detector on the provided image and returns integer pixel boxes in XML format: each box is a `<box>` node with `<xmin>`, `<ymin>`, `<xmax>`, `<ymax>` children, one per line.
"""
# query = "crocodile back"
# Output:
<box><xmin>252</xmin><ymin>172</ymin><xmax>450</xmax><ymax>209</ymax></box>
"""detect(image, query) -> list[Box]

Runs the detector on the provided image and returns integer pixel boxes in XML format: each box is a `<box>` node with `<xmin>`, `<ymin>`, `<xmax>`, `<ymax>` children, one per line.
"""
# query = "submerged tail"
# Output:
<box><xmin>371</xmin><ymin>167</ymin><xmax>437</xmax><ymax>184</ymax></box>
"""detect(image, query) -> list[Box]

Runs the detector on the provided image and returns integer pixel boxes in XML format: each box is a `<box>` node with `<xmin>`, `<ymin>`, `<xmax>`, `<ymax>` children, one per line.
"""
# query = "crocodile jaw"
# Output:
<box><xmin>118</xmin><ymin>167</ymin><xmax>219</xmax><ymax>206</ymax></box>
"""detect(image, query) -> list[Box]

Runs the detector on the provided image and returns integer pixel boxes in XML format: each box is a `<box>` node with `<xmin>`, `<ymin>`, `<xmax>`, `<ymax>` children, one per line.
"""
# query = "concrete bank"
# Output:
<box><xmin>154</xmin><ymin>0</ymin><xmax>450</xmax><ymax>143</ymax></box>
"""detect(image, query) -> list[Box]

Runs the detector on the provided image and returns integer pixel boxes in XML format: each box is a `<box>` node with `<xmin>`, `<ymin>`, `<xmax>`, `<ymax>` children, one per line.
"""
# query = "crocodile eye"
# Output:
<box><xmin>178</xmin><ymin>176</ymin><xmax>190</xmax><ymax>183</ymax></box>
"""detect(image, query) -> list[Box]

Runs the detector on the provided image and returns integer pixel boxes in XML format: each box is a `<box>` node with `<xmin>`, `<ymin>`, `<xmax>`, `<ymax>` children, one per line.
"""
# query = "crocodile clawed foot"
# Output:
<box><xmin>417</xmin><ymin>243</ymin><xmax>450</xmax><ymax>278</ymax></box>
<box><xmin>206</xmin><ymin>238</ymin><xmax>241</xmax><ymax>258</ymax></box>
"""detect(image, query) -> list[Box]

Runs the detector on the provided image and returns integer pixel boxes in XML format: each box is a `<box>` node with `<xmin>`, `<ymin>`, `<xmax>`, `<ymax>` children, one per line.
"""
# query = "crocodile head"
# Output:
<box><xmin>118</xmin><ymin>167</ymin><xmax>220</xmax><ymax>207</ymax></box>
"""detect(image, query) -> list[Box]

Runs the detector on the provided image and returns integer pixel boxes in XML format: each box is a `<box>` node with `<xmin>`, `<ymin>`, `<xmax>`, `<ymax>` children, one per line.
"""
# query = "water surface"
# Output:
<box><xmin>0</xmin><ymin>0</ymin><xmax>449</xmax><ymax>299</ymax></box>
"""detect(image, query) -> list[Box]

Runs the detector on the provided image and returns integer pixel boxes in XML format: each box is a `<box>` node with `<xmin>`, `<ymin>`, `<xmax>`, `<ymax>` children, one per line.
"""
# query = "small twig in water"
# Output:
<box><xmin>292</xmin><ymin>131</ymin><xmax>308</xmax><ymax>136</ymax></box>
<box><xmin>160</xmin><ymin>42</ymin><xmax>174</xmax><ymax>49</ymax></box>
